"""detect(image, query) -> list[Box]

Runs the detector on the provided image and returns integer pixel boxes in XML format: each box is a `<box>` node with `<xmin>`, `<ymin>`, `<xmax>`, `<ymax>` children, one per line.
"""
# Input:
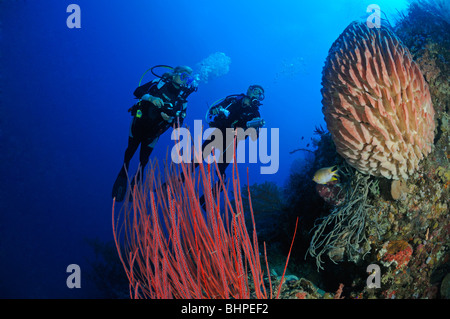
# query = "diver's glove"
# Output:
<box><xmin>210</xmin><ymin>106</ymin><xmax>229</xmax><ymax>118</ymax></box>
<box><xmin>161</xmin><ymin>112</ymin><xmax>174</xmax><ymax>123</ymax></box>
<box><xmin>143</xmin><ymin>94</ymin><xmax>164</xmax><ymax>108</ymax></box>
<box><xmin>220</xmin><ymin>108</ymin><xmax>230</xmax><ymax>118</ymax></box>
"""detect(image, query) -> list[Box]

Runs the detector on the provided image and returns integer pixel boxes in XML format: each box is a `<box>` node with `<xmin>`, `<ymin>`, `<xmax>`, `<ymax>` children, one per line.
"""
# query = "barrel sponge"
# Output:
<box><xmin>321</xmin><ymin>22</ymin><xmax>435</xmax><ymax>180</ymax></box>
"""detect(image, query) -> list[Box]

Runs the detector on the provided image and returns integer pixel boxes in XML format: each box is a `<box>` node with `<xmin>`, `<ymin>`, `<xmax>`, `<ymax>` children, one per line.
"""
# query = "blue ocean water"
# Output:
<box><xmin>0</xmin><ymin>0</ymin><xmax>409</xmax><ymax>298</ymax></box>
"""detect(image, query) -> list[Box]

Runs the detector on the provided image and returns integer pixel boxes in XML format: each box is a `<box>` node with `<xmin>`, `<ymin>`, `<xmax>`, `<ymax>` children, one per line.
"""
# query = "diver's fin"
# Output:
<box><xmin>112</xmin><ymin>170</ymin><xmax>128</xmax><ymax>202</ymax></box>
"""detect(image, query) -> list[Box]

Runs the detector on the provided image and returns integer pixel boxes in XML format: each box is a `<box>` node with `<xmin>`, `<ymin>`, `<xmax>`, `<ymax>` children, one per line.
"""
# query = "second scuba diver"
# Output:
<box><xmin>204</xmin><ymin>84</ymin><xmax>266</xmax><ymax>178</ymax></box>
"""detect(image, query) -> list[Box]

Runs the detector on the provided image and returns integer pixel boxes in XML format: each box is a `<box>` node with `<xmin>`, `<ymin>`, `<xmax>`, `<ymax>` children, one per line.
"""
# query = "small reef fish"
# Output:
<box><xmin>313</xmin><ymin>166</ymin><xmax>339</xmax><ymax>184</ymax></box>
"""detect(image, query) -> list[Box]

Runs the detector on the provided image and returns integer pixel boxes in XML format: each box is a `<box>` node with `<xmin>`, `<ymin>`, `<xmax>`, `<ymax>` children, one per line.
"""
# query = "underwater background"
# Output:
<box><xmin>1</xmin><ymin>0</ymin><xmax>448</xmax><ymax>299</ymax></box>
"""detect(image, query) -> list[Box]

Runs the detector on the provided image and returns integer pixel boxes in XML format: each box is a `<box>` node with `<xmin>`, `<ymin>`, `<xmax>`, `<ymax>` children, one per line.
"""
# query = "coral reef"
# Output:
<box><xmin>390</xmin><ymin>179</ymin><xmax>409</xmax><ymax>201</ymax></box>
<box><xmin>315</xmin><ymin>180</ymin><xmax>345</xmax><ymax>206</ymax></box>
<box><xmin>377</xmin><ymin>240</ymin><xmax>413</xmax><ymax>269</ymax></box>
<box><xmin>307</xmin><ymin>165</ymin><xmax>381</xmax><ymax>270</ymax></box>
<box><xmin>275</xmin><ymin>2</ymin><xmax>449</xmax><ymax>299</ymax></box>
<box><xmin>321</xmin><ymin>21</ymin><xmax>435</xmax><ymax>180</ymax></box>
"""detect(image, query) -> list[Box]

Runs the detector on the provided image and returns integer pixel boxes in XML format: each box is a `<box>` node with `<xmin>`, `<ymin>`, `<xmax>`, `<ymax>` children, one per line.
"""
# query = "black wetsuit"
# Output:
<box><xmin>209</xmin><ymin>94</ymin><xmax>261</xmax><ymax>130</ymax></box>
<box><xmin>205</xmin><ymin>94</ymin><xmax>261</xmax><ymax>176</ymax></box>
<box><xmin>112</xmin><ymin>77</ymin><xmax>192</xmax><ymax>201</ymax></box>
<box><xmin>125</xmin><ymin>78</ymin><xmax>188</xmax><ymax>170</ymax></box>
<box><xmin>154</xmin><ymin>93</ymin><xmax>262</xmax><ymax>209</ymax></box>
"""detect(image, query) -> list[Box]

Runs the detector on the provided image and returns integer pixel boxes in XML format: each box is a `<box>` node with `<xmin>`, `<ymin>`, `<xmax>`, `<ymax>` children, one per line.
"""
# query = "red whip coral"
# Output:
<box><xmin>112</xmin><ymin>139</ymin><xmax>298</xmax><ymax>299</ymax></box>
<box><xmin>321</xmin><ymin>22</ymin><xmax>435</xmax><ymax>180</ymax></box>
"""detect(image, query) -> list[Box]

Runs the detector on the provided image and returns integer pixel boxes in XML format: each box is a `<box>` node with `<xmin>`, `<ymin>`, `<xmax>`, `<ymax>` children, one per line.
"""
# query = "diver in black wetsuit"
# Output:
<box><xmin>193</xmin><ymin>85</ymin><xmax>265</xmax><ymax>210</ymax></box>
<box><xmin>112</xmin><ymin>65</ymin><xmax>198</xmax><ymax>202</ymax></box>
<box><xmin>204</xmin><ymin>84</ymin><xmax>266</xmax><ymax>177</ymax></box>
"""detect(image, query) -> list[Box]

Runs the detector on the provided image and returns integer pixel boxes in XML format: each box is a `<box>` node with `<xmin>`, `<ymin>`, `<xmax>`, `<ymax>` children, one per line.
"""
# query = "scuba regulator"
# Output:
<box><xmin>247</xmin><ymin>85</ymin><xmax>265</xmax><ymax>107</ymax></box>
<box><xmin>250</xmin><ymin>98</ymin><xmax>262</xmax><ymax>107</ymax></box>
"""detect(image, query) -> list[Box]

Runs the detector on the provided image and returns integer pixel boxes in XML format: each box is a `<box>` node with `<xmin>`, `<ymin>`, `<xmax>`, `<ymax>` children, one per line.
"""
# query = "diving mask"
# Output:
<box><xmin>249</xmin><ymin>86</ymin><xmax>265</xmax><ymax>102</ymax></box>
<box><xmin>176</xmin><ymin>72</ymin><xmax>198</xmax><ymax>89</ymax></box>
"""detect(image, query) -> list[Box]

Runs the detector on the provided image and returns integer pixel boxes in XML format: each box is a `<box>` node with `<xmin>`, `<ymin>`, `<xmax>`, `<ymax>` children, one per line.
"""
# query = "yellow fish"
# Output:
<box><xmin>313</xmin><ymin>166</ymin><xmax>339</xmax><ymax>184</ymax></box>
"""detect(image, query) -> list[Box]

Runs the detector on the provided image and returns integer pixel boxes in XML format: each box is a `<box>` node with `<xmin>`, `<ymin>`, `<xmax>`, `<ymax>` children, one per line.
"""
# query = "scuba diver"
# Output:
<box><xmin>203</xmin><ymin>84</ymin><xmax>266</xmax><ymax>178</ymax></box>
<box><xmin>193</xmin><ymin>84</ymin><xmax>265</xmax><ymax>209</ymax></box>
<box><xmin>112</xmin><ymin>65</ymin><xmax>198</xmax><ymax>202</ymax></box>
<box><xmin>155</xmin><ymin>84</ymin><xmax>265</xmax><ymax>210</ymax></box>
